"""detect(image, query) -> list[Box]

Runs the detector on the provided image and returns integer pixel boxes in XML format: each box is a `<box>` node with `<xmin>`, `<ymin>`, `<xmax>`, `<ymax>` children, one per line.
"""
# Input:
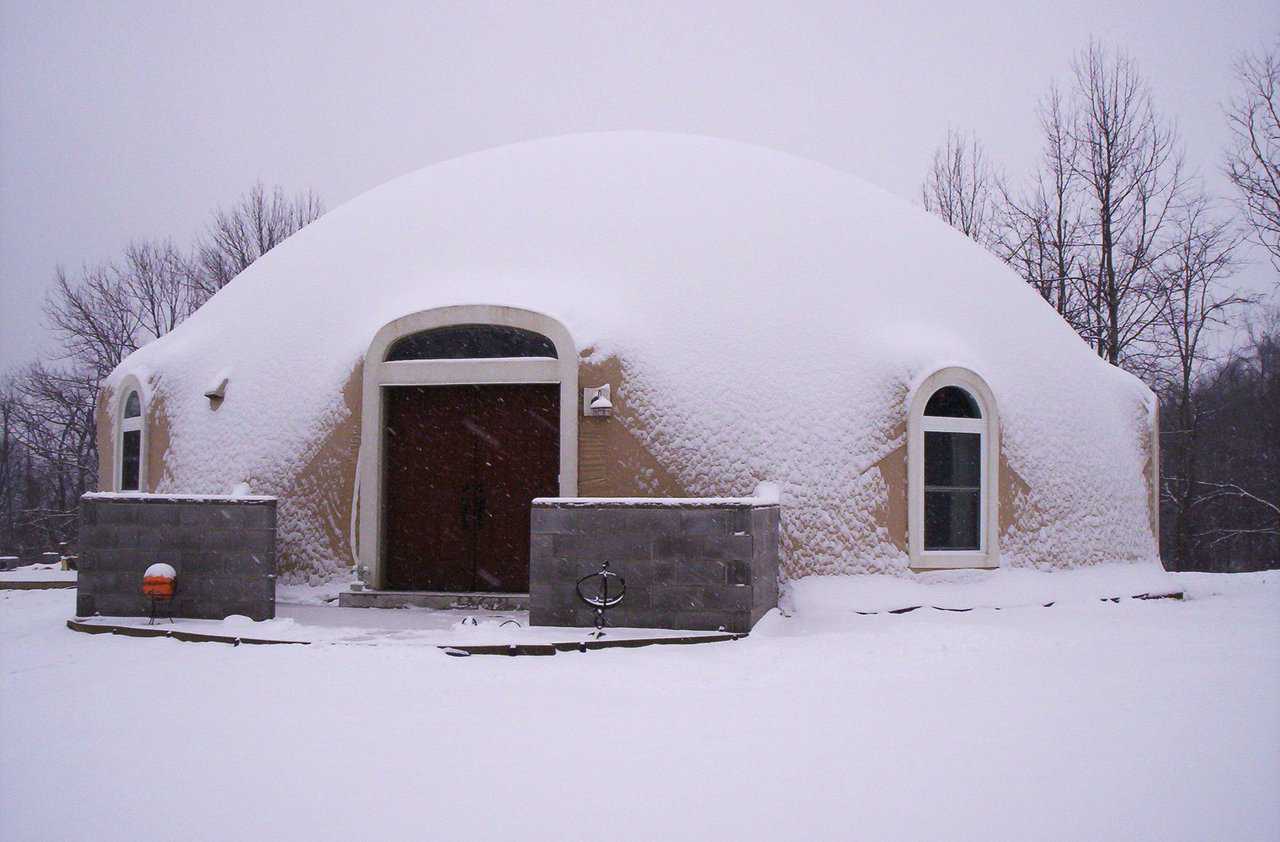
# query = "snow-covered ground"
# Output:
<box><xmin>73</xmin><ymin>604</ymin><xmax>728</xmax><ymax>646</ymax></box>
<box><xmin>3</xmin><ymin>570</ymin><xmax>1278</xmax><ymax>841</ymax></box>
<box><xmin>0</xmin><ymin>562</ymin><xmax>76</xmax><ymax>582</ymax></box>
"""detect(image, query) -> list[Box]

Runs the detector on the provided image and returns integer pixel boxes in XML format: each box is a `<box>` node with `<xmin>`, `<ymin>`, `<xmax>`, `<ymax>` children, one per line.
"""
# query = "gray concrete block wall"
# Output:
<box><xmin>76</xmin><ymin>494</ymin><xmax>277</xmax><ymax>621</ymax></box>
<box><xmin>530</xmin><ymin>501</ymin><xmax>781</xmax><ymax>633</ymax></box>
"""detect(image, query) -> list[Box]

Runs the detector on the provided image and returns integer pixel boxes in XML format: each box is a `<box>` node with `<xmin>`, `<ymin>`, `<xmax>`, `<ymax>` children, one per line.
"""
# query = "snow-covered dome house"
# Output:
<box><xmin>96</xmin><ymin>133</ymin><xmax>1160</xmax><ymax>589</ymax></box>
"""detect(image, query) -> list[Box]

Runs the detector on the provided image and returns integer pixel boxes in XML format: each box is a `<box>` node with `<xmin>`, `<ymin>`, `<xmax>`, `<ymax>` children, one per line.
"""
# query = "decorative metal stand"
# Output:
<box><xmin>147</xmin><ymin>592</ymin><xmax>175</xmax><ymax>625</ymax></box>
<box><xmin>576</xmin><ymin>561</ymin><xmax>626</xmax><ymax>638</ymax></box>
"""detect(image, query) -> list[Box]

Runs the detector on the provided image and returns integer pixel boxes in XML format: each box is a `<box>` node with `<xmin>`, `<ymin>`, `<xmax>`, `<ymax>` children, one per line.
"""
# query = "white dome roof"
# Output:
<box><xmin>110</xmin><ymin>132</ymin><xmax>1157</xmax><ymax>574</ymax></box>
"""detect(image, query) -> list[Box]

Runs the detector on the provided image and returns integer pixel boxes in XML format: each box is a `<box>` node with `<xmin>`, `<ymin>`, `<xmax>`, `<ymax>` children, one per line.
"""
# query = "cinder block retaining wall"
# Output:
<box><xmin>77</xmin><ymin>494</ymin><xmax>277</xmax><ymax>621</ymax></box>
<box><xmin>530</xmin><ymin>499</ymin><xmax>781</xmax><ymax>633</ymax></box>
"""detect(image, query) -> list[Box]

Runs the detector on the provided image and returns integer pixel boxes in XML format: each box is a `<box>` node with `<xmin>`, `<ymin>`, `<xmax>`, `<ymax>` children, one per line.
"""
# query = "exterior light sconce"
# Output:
<box><xmin>204</xmin><ymin>375</ymin><xmax>229</xmax><ymax>408</ymax></box>
<box><xmin>583</xmin><ymin>384</ymin><xmax>613</xmax><ymax>417</ymax></box>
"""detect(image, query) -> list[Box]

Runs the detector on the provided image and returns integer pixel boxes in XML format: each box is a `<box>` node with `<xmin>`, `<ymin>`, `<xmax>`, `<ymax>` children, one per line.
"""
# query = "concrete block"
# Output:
<box><xmin>242</xmin><ymin>504</ymin><xmax>276</xmax><ymax>530</ymax></box>
<box><xmin>549</xmin><ymin>557</ymin><xmax>600</xmax><ymax>581</ymax></box>
<box><xmin>528</xmin><ymin>498</ymin><xmax>779</xmax><ymax>634</ymax></box>
<box><xmin>139</xmin><ymin>504</ymin><xmax>181</xmax><ymax>527</ymax></box>
<box><xmin>76</xmin><ymin>494</ymin><xmax>277</xmax><ymax>623</ymax></box>
<box><xmin>79</xmin><ymin>524</ymin><xmax>109</xmax><ymax>549</ymax></box>
<box><xmin>678</xmin><ymin>507</ymin><xmax>752</xmax><ymax>536</ymax></box>
<box><xmin>531</xmin><ymin>507</ymin><xmax>599</xmax><ymax>535</ymax></box>
<box><xmin>674</xmin><ymin>558</ymin><xmax>728</xmax><ymax>585</ymax></box>
<box><xmin>100</xmin><ymin>504</ymin><xmax>138</xmax><ymax>526</ymax></box>
<box><xmin>610</xmin><ymin>508</ymin><xmax>683</xmax><ymax>534</ymax></box>
<box><xmin>652</xmin><ymin>534</ymin><xmax>702</xmax><ymax>559</ymax></box>
<box><xmin>551</xmin><ymin>532</ymin><xmax>653</xmax><ymax>563</ymax></box>
<box><xmin>243</xmin><ymin>529</ymin><xmax>277</xmax><ymax>554</ymax></box>
<box><xmin>178</xmin><ymin>505</ymin><xmax>210</xmax><ymax>527</ymax></box>
<box><xmin>703</xmin><ymin>533</ymin><xmax>753</xmax><ymax>561</ymax></box>
<box><xmin>530</xmin><ymin>533</ymin><xmax>554</xmax><ymax>559</ymax></box>
<box><xmin>650</xmin><ymin>586</ymin><xmax>708</xmax><ymax>611</ymax></box>
<box><xmin>708</xmin><ymin>583</ymin><xmax>753</xmax><ymax>611</ymax></box>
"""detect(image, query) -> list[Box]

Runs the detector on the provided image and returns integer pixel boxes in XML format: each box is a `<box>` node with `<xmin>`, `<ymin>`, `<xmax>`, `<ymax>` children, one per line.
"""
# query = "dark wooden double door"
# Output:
<box><xmin>383</xmin><ymin>384</ymin><xmax>559</xmax><ymax>593</ymax></box>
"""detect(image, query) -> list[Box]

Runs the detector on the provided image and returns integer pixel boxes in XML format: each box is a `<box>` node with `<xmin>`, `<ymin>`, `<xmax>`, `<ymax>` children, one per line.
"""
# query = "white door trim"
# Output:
<box><xmin>356</xmin><ymin>305</ymin><xmax>578</xmax><ymax>589</ymax></box>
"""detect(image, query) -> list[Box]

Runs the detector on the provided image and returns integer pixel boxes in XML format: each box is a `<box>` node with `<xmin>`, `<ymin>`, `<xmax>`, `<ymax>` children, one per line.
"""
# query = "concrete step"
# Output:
<box><xmin>338</xmin><ymin>589</ymin><xmax>529</xmax><ymax>611</ymax></box>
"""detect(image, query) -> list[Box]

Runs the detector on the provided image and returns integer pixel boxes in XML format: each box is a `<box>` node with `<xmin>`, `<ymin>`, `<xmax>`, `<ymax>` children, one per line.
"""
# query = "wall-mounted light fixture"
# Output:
<box><xmin>583</xmin><ymin>384</ymin><xmax>613</xmax><ymax>417</ymax></box>
<box><xmin>204</xmin><ymin>375</ymin><xmax>229</xmax><ymax>407</ymax></box>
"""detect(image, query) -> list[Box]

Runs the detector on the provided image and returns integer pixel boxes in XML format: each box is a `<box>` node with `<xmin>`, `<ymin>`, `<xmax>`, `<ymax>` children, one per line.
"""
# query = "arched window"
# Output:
<box><xmin>386</xmin><ymin>324</ymin><xmax>557</xmax><ymax>361</ymax></box>
<box><xmin>908</xmin><ymin>369</ymin><xmax>999</xmax><ymax>568</ymax></box>
<box><xmin>117</xmin><ymin>387</ymin><xmax>145</xmax><ymax>492</ymax></box>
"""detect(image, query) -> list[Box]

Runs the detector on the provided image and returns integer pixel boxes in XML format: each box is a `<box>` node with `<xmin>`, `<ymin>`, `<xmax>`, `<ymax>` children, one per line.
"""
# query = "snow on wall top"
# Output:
<box><xmin>105</xmin><ymin>132</ymin><xmax>1156</xmax><ymax>573</ymax></box>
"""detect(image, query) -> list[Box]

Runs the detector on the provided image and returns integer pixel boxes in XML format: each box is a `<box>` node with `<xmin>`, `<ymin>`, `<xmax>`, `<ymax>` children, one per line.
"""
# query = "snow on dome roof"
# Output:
<box><xmin>107</xmin><ymin>132</ymin><xmax>1157</xmax><ymax>576</ymax></box>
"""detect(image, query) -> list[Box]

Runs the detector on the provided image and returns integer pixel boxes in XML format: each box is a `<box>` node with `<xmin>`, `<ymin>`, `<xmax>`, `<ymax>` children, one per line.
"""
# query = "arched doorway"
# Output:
<box><xmin>358</xmin><ymin>306</ymin><xmax>578</xmax><ymax>592</ymax></box>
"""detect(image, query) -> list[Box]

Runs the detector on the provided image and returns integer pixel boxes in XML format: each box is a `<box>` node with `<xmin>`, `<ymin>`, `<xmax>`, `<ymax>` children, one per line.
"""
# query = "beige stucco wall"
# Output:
<box><xmin>576</xmin><ymin>352</ymin><xmax>691</xmax><ymax>499</ymax></box>
<box><xmin>95</xmin><ymin>388</ymin><xmax>113</xmax><ymax>491</ymax></box>
<box><xmin>145</xmin><ymin>393</ymin><xmax>172</xmax><ymax>492</ymax></box>
<box><xmin>95</xmin><ymin>382</ymin><xmax>172</xmax><ymax>495</ymax></box>
<box><xmin>861</xmin><ymin>419</ymin><xmax>1033</xmax><ymax>568</ymax></box>
<box><xmin>95</xmin><ymin>348</ymin><xmax>1159</xmax><ymax>580</ymax></box>
<box><xmin>272</xmin><ymin>363</ymin><xmax>364</xmax><ymax>580</ymax></box>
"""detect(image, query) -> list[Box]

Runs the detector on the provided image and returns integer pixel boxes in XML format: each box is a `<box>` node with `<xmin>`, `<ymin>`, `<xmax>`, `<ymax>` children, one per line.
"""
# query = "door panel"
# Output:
<box><xmin>383</xmin><ymin>386</ymin><xmax>475</xmax><ymax>591</ymax></box>
<box><xmin>473</xmin><ymin>384</ymin><xmax>560</xmax><ymax>592</ymax></box>
<box><xmin>382</xmin><ymin>383</ymin><xmax>559</xmax><ymax>593</ymax></box>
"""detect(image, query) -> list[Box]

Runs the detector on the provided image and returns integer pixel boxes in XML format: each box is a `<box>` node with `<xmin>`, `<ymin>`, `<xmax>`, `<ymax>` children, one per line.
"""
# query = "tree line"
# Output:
<box><xmin>921</xmin><ymin>40</ymin><xmax>1279</xmax><ymax>570</ymax></box>
<box><xmin>0</xmin><ymin>184</ymin><xmax>323</xmax><ymax>560</ymax></box>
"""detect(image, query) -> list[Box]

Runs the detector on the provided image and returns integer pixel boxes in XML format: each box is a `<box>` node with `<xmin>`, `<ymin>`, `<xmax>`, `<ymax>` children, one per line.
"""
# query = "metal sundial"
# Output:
<box><xmin>575</xmin><ymin>561</ymin><xmax>626</xmax><ymax>638</ymax></box>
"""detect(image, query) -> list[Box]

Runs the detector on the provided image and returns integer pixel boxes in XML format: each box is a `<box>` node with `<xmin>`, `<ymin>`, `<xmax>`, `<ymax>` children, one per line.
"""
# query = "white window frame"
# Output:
<box><xmin>356</xmin><ymin>305</ymin><xmax>578</xmax><ymax>590</ymax></box>
<box><xmin>114</xmin><ymin>375</ymin><xmax>146</xmax><ymax>492</ymax></box>
<box><xmin>907</xmin><ymin>367</ymin><xmax>1000</xmax><ymax>569</ymax></box>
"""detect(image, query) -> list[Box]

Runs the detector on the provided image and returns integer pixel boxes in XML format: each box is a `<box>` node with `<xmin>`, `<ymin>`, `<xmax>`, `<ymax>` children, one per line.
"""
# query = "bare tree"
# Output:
<box><xmin>121</xmin><ymin>240</ymin><xmax>200</xmax><ymax>342</ymax></box>
<box><xmin>194</xmin><ymin>182</ymin><xmax>325</xmax><ymax>298</ymax></box>
<box><xmin>921</xmin><ymin>128</ymin><xmax>997</xmax><ymax>243</ymax></box>
<box><xmin>45</xmin><ymin>263</ymin><xmax>143</xmax><ymax>382</ymax></box>
<box><xmin>1070</xmin><ymin>42</ymin><xmax>1185</xmax><ymax>372</ymax></box>
<box><xmin>0</xmin><ymin>380</ymin><xmax>18</xmax><ymax>551</ymax></box>
<box><xmin>992</xmin><ymin>85</ymin><xmax>1088</xmax><ymax>324</ymax></box>
<box><xmin>44</xmin><ymin>239</ymin><xmax>198</xmax><ymax>382</ymax></box>
<box><xmin>1224</xmin><ymin>42</ymin><xmax>1280</xmax><ymax>272</ymax></box>
<box><xmin>1163</xmin><ymin>309</ymin><xmax>1280</xmax><ymax>568</ymax></box>
<box><xmin>6</xmin><ymin>363</ymin><xmax>99</xmax><ymax>548</ymax></box>
<box><xmin>1153</xmin><ymin>193</ymin><xmax>1251</xmax><ymax>564</ymax></box>
<box><xmin>2</xmin><ymin>181</ymin><xmax>324</xmax><ymax>554</ymax></box>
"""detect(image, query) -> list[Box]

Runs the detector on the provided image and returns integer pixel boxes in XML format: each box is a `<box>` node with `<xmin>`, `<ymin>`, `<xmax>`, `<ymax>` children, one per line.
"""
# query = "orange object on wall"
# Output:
<box><xmin>142</xmin><ymin>576</ymin><xmax>174</xmax><ymax>599</ymax></box>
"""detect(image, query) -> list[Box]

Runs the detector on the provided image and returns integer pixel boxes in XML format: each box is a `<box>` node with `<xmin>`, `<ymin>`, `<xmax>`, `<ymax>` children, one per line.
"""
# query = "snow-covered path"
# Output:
<box><xmin>3</xmin><ymin>574</ymin><xmax>1278</xmax><ymax>841</ymax></box>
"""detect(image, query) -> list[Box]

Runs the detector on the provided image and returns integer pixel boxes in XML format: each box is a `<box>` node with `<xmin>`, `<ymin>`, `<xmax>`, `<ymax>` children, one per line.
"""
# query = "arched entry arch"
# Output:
<box><xmin>357</xmin><ymin>305</ymin><xmax>578</xmax><ymax>590</ymax></box>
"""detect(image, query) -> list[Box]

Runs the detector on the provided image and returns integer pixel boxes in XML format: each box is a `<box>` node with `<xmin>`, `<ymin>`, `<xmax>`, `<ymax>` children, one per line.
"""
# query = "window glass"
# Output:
<box><xmin>923</xmin><ymin>430</ymin><xmax>980</xmax><ymax>550</ymax></box>
<box><xmin>924</xmin><ymin>386</ymin><xmax>980</xmax><ymax>418</ymax></box>
<box><xmin>124</xmin><ymin>392</ymin><xmax>141</xmax><ymax>418</ymax></box>
<box><xmin>121</xmin><ymin>430</ymin><xmax>141</xmax><ymax>491</ymax></box>
<box><xmin>925</xmin><ymin>487</ymin><xmax>980</xmax><ymax>550</ymax></box>
<box><xmin>924</xmin><ymin>431</ymin><xmax>981</xmax><ymax>487</ymax></box>
<box><xmin>386</xmin><ymin>324</ymin><xmax>557</xmax><ymax>361</ymax></box>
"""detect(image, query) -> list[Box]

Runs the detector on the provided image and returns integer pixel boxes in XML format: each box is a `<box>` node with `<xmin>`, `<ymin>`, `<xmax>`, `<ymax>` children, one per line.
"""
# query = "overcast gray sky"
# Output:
<box><xmin>2</xmin><ymin>1</ymin><xmax>1274</xmax><ymax>368</ymax></box>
